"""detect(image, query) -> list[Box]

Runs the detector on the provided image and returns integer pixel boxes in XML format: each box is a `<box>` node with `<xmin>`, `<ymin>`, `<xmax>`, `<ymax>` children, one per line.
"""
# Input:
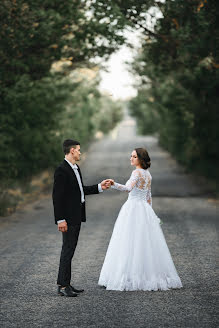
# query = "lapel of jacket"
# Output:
<box><xmin>76</xmin><ymin>165</ymin><xmax>84</xmax><ymax>187</ymax></box>
<box><xmin>62</xmin><ymin>160</ymin><xmax>81</xmax><ymax>190</ymax></box>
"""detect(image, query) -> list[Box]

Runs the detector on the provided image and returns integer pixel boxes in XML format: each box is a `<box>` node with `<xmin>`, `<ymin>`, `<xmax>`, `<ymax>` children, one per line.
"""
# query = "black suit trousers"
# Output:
<box><xmin>57</xmin><ymin>224</ymin><xmax>81</xmax><ymax>286</ymax></box>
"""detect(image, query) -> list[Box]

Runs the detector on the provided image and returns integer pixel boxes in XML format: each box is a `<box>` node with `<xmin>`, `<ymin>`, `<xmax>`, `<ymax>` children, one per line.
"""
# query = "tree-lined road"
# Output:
<box><xmin>0</xmin><ymin>115</ymin><xmax>218</xmax><ymax>328</ymax></box>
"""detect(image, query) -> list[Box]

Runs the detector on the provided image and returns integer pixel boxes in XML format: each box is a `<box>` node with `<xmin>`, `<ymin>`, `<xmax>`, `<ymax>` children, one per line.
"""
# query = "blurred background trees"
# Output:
<box><xmin>0</xmin><ymin>0</ymin><xmax>125</xmax><ymax>182</ymax></box>
<box><xmin>0</xmin><ymin>0</ymin><xmax>218</xmax><ymax>214</ymax></box>
<box><xmin>128</xmin><ymin>0</ymin><xmax>219</xmax><ymax>180</ymax></box>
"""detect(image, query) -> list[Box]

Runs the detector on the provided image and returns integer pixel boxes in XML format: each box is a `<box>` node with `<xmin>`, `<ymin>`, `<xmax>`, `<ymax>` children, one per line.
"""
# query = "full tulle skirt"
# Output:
<box><xmin>98</xmin><ymin>197</ymin><xmax>183</xmax><ymax>291</ymax></box>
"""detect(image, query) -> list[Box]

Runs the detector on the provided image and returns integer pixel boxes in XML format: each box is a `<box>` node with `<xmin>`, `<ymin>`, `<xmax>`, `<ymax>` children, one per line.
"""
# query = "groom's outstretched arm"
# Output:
<box><xmin>77</xmin><ymin>165</ymin><xmax>110</xmax><ymax>195</ymax></box>
<box><xmin>83</xmin><ymin>184</ymin><xmax>99</xmax><ymax>195</ymax></box>
<box><xmin>83</xmin><ymin>180</ymin><xmax>111</xmax><ymax>195</ymax></box>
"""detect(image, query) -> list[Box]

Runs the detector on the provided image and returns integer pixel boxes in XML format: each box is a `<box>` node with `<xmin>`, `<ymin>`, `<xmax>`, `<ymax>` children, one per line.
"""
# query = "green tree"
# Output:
<box><xmin>128</xmin><ymin>0</ymin><xmax>219</xmax><ymax>180</ymax></box>
<box><xmin>0</xmin><ymin>0</ymin><xmax>128</xmax><ymax>180</ymax></box>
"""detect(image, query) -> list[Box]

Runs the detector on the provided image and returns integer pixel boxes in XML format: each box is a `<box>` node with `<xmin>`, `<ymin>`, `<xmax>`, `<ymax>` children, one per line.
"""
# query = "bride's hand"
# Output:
<box><xmin>106</xmin><ymin>179</ymin><xmax>114</xmax><ymax>185</ymax></box>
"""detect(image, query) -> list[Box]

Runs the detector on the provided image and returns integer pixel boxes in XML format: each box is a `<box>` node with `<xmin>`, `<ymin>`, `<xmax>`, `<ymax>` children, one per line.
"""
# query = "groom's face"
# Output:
<box><xmin>71</xmin><ymin>145</ymin><xmax>81</xmax><ymax>161</ymax></box>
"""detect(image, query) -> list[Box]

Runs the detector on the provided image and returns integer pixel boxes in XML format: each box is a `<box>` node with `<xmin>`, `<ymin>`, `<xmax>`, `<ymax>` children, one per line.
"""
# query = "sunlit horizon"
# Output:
<box><xmin>98</xmin><ymin>30</ymin><xmax>141</xmax><ymax>101</ymax></box>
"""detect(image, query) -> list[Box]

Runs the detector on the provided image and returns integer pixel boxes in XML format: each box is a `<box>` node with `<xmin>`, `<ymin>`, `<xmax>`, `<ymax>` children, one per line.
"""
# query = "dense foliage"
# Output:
<box><xmin>129</xmin><ymin>0</ymin><xmax>219</xmax><ymax>180</ymax></box>
<box><xmin>0</xmin><ymin>0</ymin><xmax>126</xmax><ymax>181</ymax></box>
<box><xmin>0</xmin><ymin>0</ymin><xmax>218</xmax><ymax>203</ymax></box>
<box><xmin>57</xmin><ymin>72</ymin><xmax>123</xmax><ymax>150</ymax></box>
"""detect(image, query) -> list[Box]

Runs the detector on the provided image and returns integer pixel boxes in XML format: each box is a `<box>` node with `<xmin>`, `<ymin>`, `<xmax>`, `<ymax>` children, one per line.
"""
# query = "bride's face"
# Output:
<box><xmin>130</xmin><ymin>150</ymin><xmax>139</xmax><ymax>167</ymax></box>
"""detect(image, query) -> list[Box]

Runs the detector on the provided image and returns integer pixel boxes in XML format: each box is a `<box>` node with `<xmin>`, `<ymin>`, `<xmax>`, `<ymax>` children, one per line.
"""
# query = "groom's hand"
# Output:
<box><xmin>101</xmin><ymin>179</ymin><xmax>111</xmax><ymax>190</ymax></box>
<box><xmin>58</xmin><ymin>221</ymin><xmax>68</xmax><ymax>232</ymax></box>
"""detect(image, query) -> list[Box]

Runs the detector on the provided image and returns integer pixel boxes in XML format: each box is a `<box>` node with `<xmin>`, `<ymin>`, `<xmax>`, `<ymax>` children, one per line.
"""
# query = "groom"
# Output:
<box><xmin>52</xmin><ymin>139</ymin><xmax>110</xmax><ymax>297</ymax></box>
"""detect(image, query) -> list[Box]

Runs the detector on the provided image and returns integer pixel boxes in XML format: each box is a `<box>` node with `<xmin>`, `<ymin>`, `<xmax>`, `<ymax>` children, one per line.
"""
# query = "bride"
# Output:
<box><xmin>98</xmin><ymin>148</ymin><xmax>183</xmax><ymax>291</ymax></box>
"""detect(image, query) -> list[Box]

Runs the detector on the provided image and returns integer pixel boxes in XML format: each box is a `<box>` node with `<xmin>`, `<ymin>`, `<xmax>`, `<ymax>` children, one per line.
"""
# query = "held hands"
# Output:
<box><xmin>107</xmin><ymin>179</ymin><xmax>114</xmax><ymax>185</ymax></box>
<box><xmin>101</xmin><ymin>179</ymin><xmax>114</xmax><ymax>190</ymax></box>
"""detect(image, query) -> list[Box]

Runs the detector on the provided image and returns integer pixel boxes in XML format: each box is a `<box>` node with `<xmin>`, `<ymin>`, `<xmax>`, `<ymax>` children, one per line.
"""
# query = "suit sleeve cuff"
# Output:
<box><xmin>98</xmin><ymin>183</ymin><xmax>103</xmax><ymax>192</ymax></box>
<box><xmin>57</xmin><ymin>219</ymin><xmax>66</xmax><ymax>224</ymax></box>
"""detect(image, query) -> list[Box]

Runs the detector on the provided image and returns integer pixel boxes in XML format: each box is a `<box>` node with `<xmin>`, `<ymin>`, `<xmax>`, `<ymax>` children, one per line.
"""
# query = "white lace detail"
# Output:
<box><xmin>99</xmin><ymin>170</ymin><xmax>183</xmax><ymax>291</ymax></box>
<box><xmin>111</xmin><ymin>168</ymin><xmax>152</xmax><ymax>206</ymax></box>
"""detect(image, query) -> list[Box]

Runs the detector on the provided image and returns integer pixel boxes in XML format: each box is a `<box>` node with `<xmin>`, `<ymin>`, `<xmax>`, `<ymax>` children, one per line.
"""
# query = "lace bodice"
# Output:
<box><xmin>111</xmin><ymin>168</ymin><xmax>152</xmax><ymax>206</ymax></box>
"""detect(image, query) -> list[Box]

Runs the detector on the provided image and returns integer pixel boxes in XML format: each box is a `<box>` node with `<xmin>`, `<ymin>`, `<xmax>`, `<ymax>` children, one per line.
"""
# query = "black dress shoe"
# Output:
<box><xmin>69</xmin><ymin>285</ymin><xmax>84</xmax><ymax>293</ymax></box>
<box><xmin>58</xmin><ymin>285</ymin><xmax>78</xmax><ymax>297</ymax></box>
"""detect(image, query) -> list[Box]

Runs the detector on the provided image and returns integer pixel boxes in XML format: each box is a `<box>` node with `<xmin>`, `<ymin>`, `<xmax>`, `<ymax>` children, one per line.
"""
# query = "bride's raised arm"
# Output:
<box><xmin>110</xmin><ymin>170</ymin><xmax>140</xmax><ymax>192</ymax></box>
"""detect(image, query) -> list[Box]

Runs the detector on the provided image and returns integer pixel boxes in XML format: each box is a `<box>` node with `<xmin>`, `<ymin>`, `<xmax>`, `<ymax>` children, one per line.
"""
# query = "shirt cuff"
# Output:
<box><xmin>57</xmin><ymin>219</ymin><xmax>66</xmax><ymax>224</ymax></box>
<box><xmin>98</xmin><ymin>183</ymin><xmax>103</xmax><ymax>192</ymax></box>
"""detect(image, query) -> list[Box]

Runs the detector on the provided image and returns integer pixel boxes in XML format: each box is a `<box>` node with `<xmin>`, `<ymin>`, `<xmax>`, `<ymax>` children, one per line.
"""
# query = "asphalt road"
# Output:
<box><xmin>0</xmin><ymin>115</ymin><xmax>218</xmax><ymax>328</ymax></box>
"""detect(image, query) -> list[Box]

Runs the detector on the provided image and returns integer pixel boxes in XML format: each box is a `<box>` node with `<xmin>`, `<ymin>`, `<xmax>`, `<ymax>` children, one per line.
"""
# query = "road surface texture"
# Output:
<box><xmin>0</xmin><ymin>115</ymin><xmax>218</xmax><ymax>328</ymax></box>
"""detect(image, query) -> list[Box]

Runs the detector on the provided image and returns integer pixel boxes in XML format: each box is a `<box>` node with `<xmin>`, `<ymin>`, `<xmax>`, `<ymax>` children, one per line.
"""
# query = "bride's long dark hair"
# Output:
<box><xmin>135</xmin><ymin>148</ymin><xmax>151</xmax><ymax>169</ymax></box>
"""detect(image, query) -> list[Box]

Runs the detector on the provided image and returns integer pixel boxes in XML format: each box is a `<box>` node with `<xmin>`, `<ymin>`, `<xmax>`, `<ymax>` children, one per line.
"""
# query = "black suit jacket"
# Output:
<box><xmin>52</xmin><ymin>160</ymin><xmax>99</xmax><ymax>225</ymax></box>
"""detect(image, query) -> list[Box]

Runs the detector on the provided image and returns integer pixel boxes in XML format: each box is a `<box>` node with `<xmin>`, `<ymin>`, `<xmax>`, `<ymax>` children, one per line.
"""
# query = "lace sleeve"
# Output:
<box><xmin>111</xmin><ymin>170</ymin><xmax>140</xmax><ymax>192</ymax></box>
<box><xmin>147</xmin><ymin>184</ymin><xmax>152</xmax><ymax>207</ymax></box>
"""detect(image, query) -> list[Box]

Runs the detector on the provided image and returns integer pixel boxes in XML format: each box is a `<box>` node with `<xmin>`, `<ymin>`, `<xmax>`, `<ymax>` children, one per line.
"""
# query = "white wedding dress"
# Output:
<box><xmin>98</xmin><ymin>168</ymin><xmax>183</xmax><ymax>291</ymax></box>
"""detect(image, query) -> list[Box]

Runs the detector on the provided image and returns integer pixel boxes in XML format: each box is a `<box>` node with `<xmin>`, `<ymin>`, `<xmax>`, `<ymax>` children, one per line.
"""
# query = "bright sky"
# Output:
<box><xmin>98</xmin><ymin>49</ymin><xmax>137</xmax><ymax>100</ymax></box>
<box><xmin>98</xmin><ymin>30</ymin><xmax>141</xmax><ymax>100</ymax></box>
<box><xmin>98</xmin><ymin>7</ymin><xmax>163</xmax><ymax>101</ymax></box>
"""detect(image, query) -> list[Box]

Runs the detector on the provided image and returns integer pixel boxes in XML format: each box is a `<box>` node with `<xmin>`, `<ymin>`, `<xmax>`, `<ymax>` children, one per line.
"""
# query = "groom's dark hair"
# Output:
<box><xmin>63</xmin><ymin>139</ymin><xmax>80</xmax><ymax>154</ymax></box>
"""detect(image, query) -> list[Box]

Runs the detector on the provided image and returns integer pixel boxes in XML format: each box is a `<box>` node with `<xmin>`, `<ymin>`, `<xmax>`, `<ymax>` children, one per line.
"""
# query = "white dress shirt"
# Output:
<box><xmin>57</xmin><ymin>159</ymin><xmax>103</xmax><ymax>224</ymax></box>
